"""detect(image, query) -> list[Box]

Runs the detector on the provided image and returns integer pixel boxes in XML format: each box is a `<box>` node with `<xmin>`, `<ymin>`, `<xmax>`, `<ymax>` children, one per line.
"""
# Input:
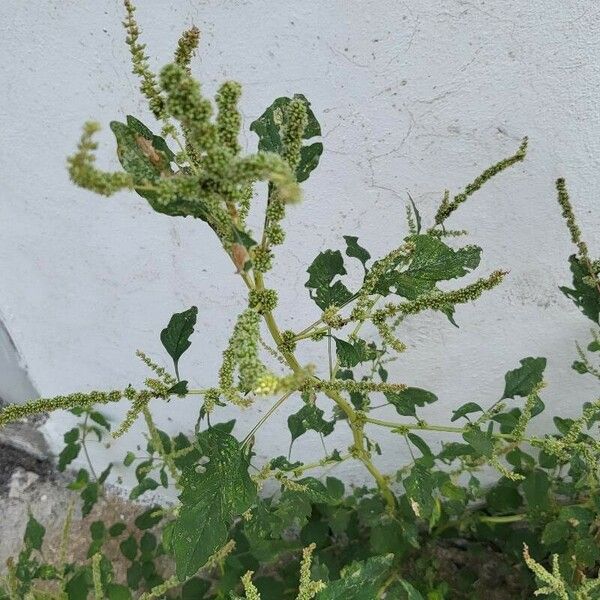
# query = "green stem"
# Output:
<box><xmin>365</xmin><ymin>416</ymin><xmax>531</xmax><ymax>442</ymax></box>
<box><xmin>81</xmin><ymin>413</ymin><xmax>99</xmax><ymax>481</ymax></box>
<box><xmin>251</xmin><ymin>272</ymin><xmax>397</xmax><ymax>512</ymax></box>
<box><xmin>479</xmin><ymin>513</ymin><xmax>527</xmax><ymax>524</ymax></box>
<box><xmin>142</xmin><ymin>406</ymin><xmax>179</xmax><ymax>483</ymax></box>
<box><xmin>292</xmin><ymin>452</ymin><xmax>352</xmax><ymax>476</ymax></box>
<box><xmin>242</xmin><ymin>391</ymin><xmax>294</xmax><ymax>447</ymax></box>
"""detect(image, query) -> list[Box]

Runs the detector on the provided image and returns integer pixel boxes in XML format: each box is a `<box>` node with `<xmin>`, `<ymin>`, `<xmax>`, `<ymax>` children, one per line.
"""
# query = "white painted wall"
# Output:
<box><xmin>1</xmin><ymin>0</ymin><xmax>600</xmax><ymax>491</ymax></box>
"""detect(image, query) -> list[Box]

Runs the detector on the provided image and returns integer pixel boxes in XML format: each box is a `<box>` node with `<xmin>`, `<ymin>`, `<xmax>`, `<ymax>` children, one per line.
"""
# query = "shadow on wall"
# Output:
<box><xmin>0</xmin><ymin>318</ymin><xmax>49</xmax><ymax>463</ymax></box>
<box><xmin>0</xmin><ymin>318</ymin><xmax>38</xmax><ymax>406</ymax></box>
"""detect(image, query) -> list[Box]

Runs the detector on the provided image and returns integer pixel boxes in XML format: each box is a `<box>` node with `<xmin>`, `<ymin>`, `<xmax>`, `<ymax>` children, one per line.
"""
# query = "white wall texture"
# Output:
<box><xmin>1</xmin><ymin>1</ymin><xmax>600</xmax><ymax>491</ymax></box>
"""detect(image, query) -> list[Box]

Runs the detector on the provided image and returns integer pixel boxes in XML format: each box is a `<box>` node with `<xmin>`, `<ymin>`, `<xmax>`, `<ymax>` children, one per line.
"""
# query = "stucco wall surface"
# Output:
<box><xmin>1</xmin><ymin>0</ymin><xmax>600</xmax><ymax>490</ymax></box>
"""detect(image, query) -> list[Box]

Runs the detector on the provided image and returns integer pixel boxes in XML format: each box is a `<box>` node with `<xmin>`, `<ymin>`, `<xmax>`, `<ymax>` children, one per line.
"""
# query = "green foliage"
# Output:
<box><xmin>250</xmin><ymin>94</ymin><xmax>323</xmax><ymax>182</ymax></box>
<box><xmin>160</xmin><ymin>305</ymin><xmax>197</xmax><ymax>378</ymax></box>
<box><xmin>4</xmin><ymin>3</ymin><xmax>600</xmax><ymax>599</ymax></box>
<box><xmin>172</xmin><ymin>429</ymin><xmax>257</xmax><ymax>579</ymax></box>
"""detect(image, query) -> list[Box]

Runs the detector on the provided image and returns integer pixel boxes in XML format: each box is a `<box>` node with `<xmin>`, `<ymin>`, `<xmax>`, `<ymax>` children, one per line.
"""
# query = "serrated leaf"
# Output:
<box><xmin>377</xmin><ymin>235</ymin><xmax>481</xmax><ymax>301</ymax></box>
<box><xmin>333</xmin><ymin>337</ymin><xmax>373</xmax><ymax>368</ymax></box>
<box><xmin>160</xmin><ymin>306</ymin><xmax>198</xmax><ymax>376</ymax></box>
<box><xmin>250</xmin><ymin>94</ymin><xmax>323</xmax><ymax>182</ymax></box>
<box><xmin>385</xmin><ymin>387</ymin><xmax>438</xmax><ymax>417</ymax></box>
<box><xmin>463</xmin><ymin>426</ymin><xmax>494</xmax><ymax>458</ymax></box>
<box><xmin>343</xmin><ymin>235</ymin><xmax>370</xmax><ymax>271</ymax></box>
<box><xmin>288</xmin><ymin>403</ymin><xmax>335</xmax><ymax>443</ymax></box>
<box><xmin>451</xmin><ymin>402</ymin><xmax>483</xmax><ymax>422</ymax></box>
<box><xmin>560</xmin><ymin>254</ymin><xmax>600</xmax><ymax>323</ymax></box>
<box><xmin>316</xmin><ymin>555</ymin><xmax>393</xmax><ymax>599</ymax></box>
<box><xmin>172</xmin><ymin>429</ymin><xmax>256</xmax><ymax>578</ymax></box>
<box><xmin>305</xmin><ymin>249</ymin><xmax>353</xmax><ymax>310</ymax></box>
<box><xmin>502</xmin><ymin>357</ymin><xmax>546</xmax><ymax>399</ymax></box>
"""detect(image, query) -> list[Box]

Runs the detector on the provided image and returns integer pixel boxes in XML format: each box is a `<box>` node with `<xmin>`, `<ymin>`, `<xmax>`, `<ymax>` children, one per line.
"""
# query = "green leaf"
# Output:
<box><xmin>407</xmin><ymin>192</ymin><xmax>422</xmax><ymax>234</ymax></box>
<box><xmin>106</xmin><ymin>584</ymin><xmax>132</xmax><ymax>600</ymax></box>
<box><xmin>64</xmin><ymin>427</ymin><xmax>80</xmax><ymax>444</ymax></box>
<box><xmin>167</xmin><ymin>380</ymin><xmax>189</xmax><ymax>396</ymax></box>
<box><xmin>560</xmin><ymin>254</ymin><xmax>600</xmax><ymax>323</ymax></box>
<box><xmin>89</xmin><ymin>411</ymin><xmax>111</xmax><ymax>431</ymax></box>
<box><xmin>90</xmin><ymin>521</ymin><xmax>105</xmax><ymax>542</ymax></box>
<box><xmin>160</xmin><ymin>306</ymin><xmax>198</xmax><ymax>375</ymax></box>
<box><xmin>288</xmin><ymin>403</ymin><xmax>335</xmax><ymax>443</ymax></box>
<box><xmin>485</xmin><ymin>483</ymin><xmax>523</xmax><ymax>512</ymax></box>
<box><xmin>378</xmin><ymin>235</ymin><xmax>481</xmax><ymax>301</ymax></box>
<box><xmin>399</xmin><ymin>580</ymin><xmax>425</xmax><ymax>600</ymax></box>
<box><xmin>502</xmin><ymin>357</ymin><xmax>546</xmax><ymax>399</ymax></box>
<box><xmin>326</xmin><ymin>476</ymin><xmax>345</xmax><ymax>500</ymax></box>
<box><xmin>109</xmin><ymin>523</ymin><xmax>127</xmax><ymax>538</ymax></box>
<box><xmin>316</xmin><ymin>555</ymin><xmax>393</xmax><ymax>599</ymax></box>
<box><xmin>250</xmin><ymin>94</ymin><xmax>323</xmax><ymax>182</ymax></box>
<box><xmin>343</xmin><ymin>235</ymin><xmax>371</xmax><ymax>271</ymax></box>
<box><xmin>451</xmin><ymin>402</ymin><xmax>483</xmax><ymax>422</ymax></box>
<box><xmin>130</xmin><ymin>478</ymin><xmax>159</xmax><ymax>500</ymax></box>
<box><xmin>404</xmin><ymin>462</ymin><xmax>435</xmax><ymax>518</ymax></box>
<box><xmin>294</xmin><ymin>477</ymin><xmax>337</xmax><ymax>504</ymax></box>
<box><xmin>407</xmin><ymin>433</ymin><xmax>434</xmax><ymax>465</ymax></box>
<box><xmin>139</xmin><ymin>532</ymin><xmax>157</xmax><ymax>556</ymax></box>
<box><xmin>333</xmin><ymin>337</ymin><xmax>373</xmax><ymax>368</ymax></box>
<box><xmin>68</xmin><ymin>469</ymin><xmax>90</xmax><ymax>490</ymax></box>
<box><xmin>305</xmin><ymin>249</ymin><xmax>353</xmax><ymax>310</ymax></box>
<box><xmin>24</xmin><ymin>513</ymin><xmax>45</xmax><ymax>550</ymax></box>
<box><xmin>135</xmin><ymin>506</ymin><xmax>163</xmax><ymax>530</ymax></box>
<box><xmin>463</xmin><ymin>426</ymin><xmax>494</xmax><ymax>458</ymax></box>
<box><xmin>385</xmin><ymin>387</ymin><xmax>438</xmax><ymax>417</ymax></box>
<box><xmin>181</xmin><ymin>578</ymin><xmax>211</xmax><ymax>599</ymax></box>
<box><xmin>172</xmin><ymin>429</ymin><xmax>257</xmax><ymax>579</ymax></box>
<box><xmin>437</xmin><ymin>442</ymin><xmax>476</xmax><ymax>462</ymax></box>
<box><xmin>542</xmin><ymin>520</ymin><xmax>569</xmax><ymax>546</ymax></box>
<box><xmin>81</xmin><ymin>482</ymin><xmax>99</xmax><ymax>516</ymax></box>
<box><xmin>270</xmin><ymin>456</ymin><xmax>303</xmax><ymax>471</ymax></box>
<box><xmin>123</xmin><ymin>452</ymin><xmax>135</xmax><ymax>467</ymax></box>
<box><xmin>98</xmin><ymin>463</ymin><xmax>112</xmax><ymax>485</ymax></box>
<box><xmin>120</xmin><ymin>535</ymin><xmax>138</xmax><ymax>561</ymax></box>
<box><xmin>58</xmin><ymin>442</ymin><xmax>81</xmax><ymax>472</ymax></box>
<box><xmin>65</xmin><ymin>568</ymin><xmax>92</xmax><ymax>600</ymax></box>
<box><xmin>110</xmin><ymin>115</ymin><xmax>174</xmax><ymax>194</ymax></box>
<box><xmin>522</xmin><ymin>469</ymin><xmax>551</xmax><ymax>512</ymax></box>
